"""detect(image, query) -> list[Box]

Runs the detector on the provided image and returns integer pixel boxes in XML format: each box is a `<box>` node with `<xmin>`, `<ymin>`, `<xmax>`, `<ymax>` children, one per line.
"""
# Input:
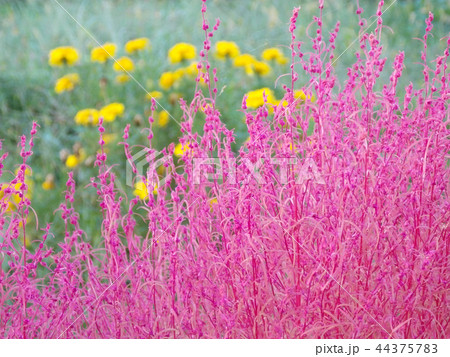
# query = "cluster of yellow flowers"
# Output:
<box><xmin>130</xmin><ymin>140</ymin><xmax>189</xmax><ymax>201</ymax></box>
<box><xmin>158</xmin><ymin>61</ymin><xmax>200</xmax><ymax>90</ymax></box>
<box><xmin>49</xmin><ymin>37</ymin><xmax>151</xmax><ymax>93</ymax></box>
<box><xmin>233</xmin><ymin>54</ymin><xmax>267</xmax><ymax>76</ymax></box>
<box><xmin>47</xmin><ymin>39</ymin><xmax>295</xmax><ymax>203</ymax></box>
<box><xmin>90</xmin><ymin>40</ymin><xmax>147</xmax><ymax>83</ymax></box>
<box><xmin>74</xmin><ymin>103</ymin><xmax>125</xmax><ymax>126</ymax></box>
<box><xmin>0</xmin><ymin>168</ymin><xmax>33</xmax><ymax>212</ymax></box>
<box><xmin>245</xmin><ymin>88</ymin><xmax>316</xmax><ymax>110</ymax></box>
<box><xmin>48</xmin><ymin>46</ymin><xmax>81</xmax><ymax>94</ymax></box>
<box><xmin>217</xmin><ymin>45</ymin><xmax>289</xmax><ymax>77</ymax></box>
<box><xmin>90</xmin><ymin>42</ymin><xmax>117</xmax><ymax>63</ymax></box>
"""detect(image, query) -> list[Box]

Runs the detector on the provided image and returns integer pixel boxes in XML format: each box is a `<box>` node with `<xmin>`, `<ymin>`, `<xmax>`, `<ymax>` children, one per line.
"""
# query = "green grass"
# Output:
<box><xmin>0</xmin><ymin>0</ymin><xmax>448</xmax><ymax>242</ymax></box>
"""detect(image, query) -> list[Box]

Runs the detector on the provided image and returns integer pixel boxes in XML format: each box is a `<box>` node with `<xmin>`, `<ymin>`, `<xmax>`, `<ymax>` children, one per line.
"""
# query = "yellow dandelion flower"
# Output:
<box><xmin>253</xmin><ymin>61</ymin><xmax>271</xmax><ymax>76</ymax></box>
<box><xmin>91</xmin><ymin>43</ymin><xmax>117</xmax><ymax>63</ymax></box>
<box><xmin>113</xmin><ymin>57</ymin><xmax>134</xmax><ymax>72</ymax></box>
<box><xmin>215</xmin><ymin>41</ymin><xmax>240</xmax><ymax>59</ymax></box>
<box><xmin>99</xmin><ymin>103</ymin><xmax>125</xmax><ymax>122</ymax></box>
<box><xmin>233</xmin><ymin>53</ymin><xmax>256</xmax><ymax>68</ymax></box>
<box><xmin>10</xmin><ymin>179</ymin><xmax>33</xmax><ymax>205</ymax></box>
<box><xmin>294</xmin><ymin>90</ymin><xmax>316</xmax><ymax>103</ymax></box>
<box><xmin>261</xmin><ymin>48</ymin><xmax>288</xmax><ymax>64</ymax></box>
<box><xmin>12</xmin><ymin>167</ymin><xmax>33</xmax><ymax>201</ymax></box>
<box><xmin>159</xmin><ymin>71</ymin><xmax>177</xmax><ymax>90</ymax></box>
<box><xmin>168</xmin><ymin>43</ymin><xmax>196</xmax><ymax>64</ymax></box>
<box><xmin>245</xmin><ymin>88</ymin><xmax>277</xmax><ymax>109</ymax></box>
<box><xmin>244</xmin><ymin>64</ymin><xmax>254</xmax><ymax>76</ymax></box>
<box><xmin>54</xmin><ymin>73</ymin><xmax>80</xmax><ymax>94</ymax></box>
<box><xmin>115</xmin><ymin>74</ymin><xmax>130</xmax><ymax>83</ymax></box>
<box><xmin>174</xmin><ymin>142</ymin><xmax>191</xmax><ymax>157</ymax></box>
<box><xmin>42</xmin><ymin>174</ymin><xmax>55</xmax><ymax>191</ymax></box>
<box><xmin>174</xmin><ymin>68</ymin><xmax>186</xmax><ymax>80</ymax></box>
<box><xmin>65</xmin><ymin>154</ymin><xmax>79</xmax><ymax>168</ymax></box>
<box><xmin>133</xmin><ymin>181</ymin><xmax>157</xmax><ymax>200</ymax></box>
<box><xmin>48</xmin><ymin>46</ymin><xmax>79</xmax><ymax>66</ymax></box>
<box><xmin>42</xmin><ymin>180</ymin><xmax>54</xmax><ymax>190</ymax></box>
<box><xmin>183</xmin><ymin>62</ymin><xmax>199</xmax><ymax>76</ymax></box>
<box><xmin>74</xmin><ymin>108</ymin><xmax>99</xmax><ymax>126</ymax></box>
<box><xmin>0</xmin><ymin>183</ymin><xmax>15</xmax><ymax>212</ymax></box>
<box><xmin>157</xmin><ymin>111</ymin><xmax>170</xmax><ymax>127</ymax></box>
<box><xmin>145</xmin><ymin>90</ymin><xmax>163</xmax><ymax>101</ymax></box>
<box><xmin>125</xmin><ymin>37</ymin><xmax>150</xmax><ymax>54</ymax></box>
<box><xmin>14</xmin><ymin>166</ymin><xmax>32</xmax><ymax>177</ymax></box>
<box><xmin>208</xmin><ymin>197</ymin><xmax>218</xmax><ymax>208</ymax></box>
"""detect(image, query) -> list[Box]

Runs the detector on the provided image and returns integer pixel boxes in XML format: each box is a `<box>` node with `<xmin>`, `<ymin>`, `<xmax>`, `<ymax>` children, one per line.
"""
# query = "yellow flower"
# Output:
<box><xmin>42</xmin><ymin>174</ymin><xmax>55</xmax><ymax>190</ymax></box>
<box><xmin>100</xmin><ymin>103</ymin><xmax>125</xmax><ymax>122</ymax></box>
<box><xmin>48</xmin><ymin>46</ymin><xmax>80</xmax><ymax>66</ymax></box>
<box><xmin>253</xmin><ymin>61</ymin><xmax>271</xmax><ymax>76</ymax></box>
<box><xmin>174</xmin><ymin>142</ymin><xmax>190</xmax><ymax>157</ymax></box>
<box><xmin>174</xmin><ymin>68</ymin><xmax>185</xmax><ymax>80</ymax></box>
<box><xmin>15</xmin><ymin>167</ymin><xmax>32</xmax><ymax>177</ymax></box>
<box><xmin>145</xmin><ymin>90</ymin><xmax>163</xmax><ymax>101</ymax></box>
<box><xmin>289</xmin><ymin>142</ymin><xmax>300</xmax><ymax>153</ymax></box>
<box><xmin>168</xmin><ymin>43</ymin><xmax>196</xmax><ymax>64</ymax></box>
<box><xmin>245</xmin><ymin>87</ymin><xmax>277</xmax><ymax>109</ymax></box>
<box><xmin>157</xmin><ymin>111</ymin><xmax>170</xmax><ymax>127</ymax></box>
<box><xmin>261</xmin><ymin>48</ymin><xmax>288</xmax><ymax>64</ymax></box>
<box><xmin>233</xmin><ymin>54</ymin><xmax>257</xmax><ymax>76</ymax></box>
<box><xmin>2</xmin><ymin>169</ymin><xmax>34</xmax><ymax>208</ymax></box>
<box><xmin>274</xmin><ymin>99</ymin><xmax>289</xmax><ymax>108</ymax></box>
<box><xmin>115</xmin><ymin>74</ymin><xmax>130</xmax><ymax>83</ymax></box>
<box><xmin>159</xmin><ymin>71</ymin><xmax>177</xmax><ymax>90</ymax></box>
<box><xmin>215</xmin><ymin>41</ymin><xmax>240</xmax><ymax>59</ymax></box>
<box><xmin>42</xmin><ymin>180</ymin><xmax>54</xmax><ymax>190</ymax></box>
<box><xmin>0</xmin><ymin>184</ymin><xmax>13</xmax><ymax>212</ymax></box>
<box><xmin>183</xmin><ymin>62</ymin><xmax>199</xmax><ymax>76</ymax></box>
<box><xmin>125</xmin><ymin>37</ymin><xmax>150</xmax><ymax>54</ymax></box>
<box><xmin>233</xmin><ymin>53</ymin><xmax>256</xmax><ymax>68</ymax></box>
<box><xmin>91</xmin><ymin>43</ymin><xmax>117</xmax><ymax>63</ymax></box>
<box><xmin>65</xmin><ymin>154</ymin><xmax>79</xmax><ymax>168</ymax></box>
<box><xmin>54</xmin><ymin>73</ymin><xmax>80</xmax><ymax>94</ymax></box>
<box><xmin>74</xmin><ymin>108</ymin><xmax>99</xmax><ymax>126</ymax></box>
<box><xmin>200</xmin><ymin>103</ymin><xmax>211</xmax><ymax>113</ymax></box>
<box><xmin>208</xmin><ymin>197</ymin><xmax>218</xmax><ymax>209</ymax></box>
<box><xmin>133</xmin><ymin>181</ymin><xmax>157</xmax><ymax>200</ymax></box>
<box><xmin>294</xmin><ymin>90</ymin><xmax>316</xmax><ymax>103</ymax></box>
<box><xmin>113</xmin><ymin>57</ymin><xmax>134</xmax><ymax>72</ymax></box>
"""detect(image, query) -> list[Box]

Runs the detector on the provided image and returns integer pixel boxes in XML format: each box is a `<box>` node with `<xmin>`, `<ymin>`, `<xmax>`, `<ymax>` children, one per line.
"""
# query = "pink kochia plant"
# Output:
<box><xmin>1</xmin><ymin>1</ymin><xmax>449</xmax><ymax>338</ymax></box>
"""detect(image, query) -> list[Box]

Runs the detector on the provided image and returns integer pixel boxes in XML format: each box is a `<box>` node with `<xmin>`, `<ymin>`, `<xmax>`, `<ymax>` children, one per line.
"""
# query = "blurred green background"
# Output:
<box><xmin>0</xmin><ymin>0</ymin><xmax>448</xmax><ymax>244</ymax></box>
